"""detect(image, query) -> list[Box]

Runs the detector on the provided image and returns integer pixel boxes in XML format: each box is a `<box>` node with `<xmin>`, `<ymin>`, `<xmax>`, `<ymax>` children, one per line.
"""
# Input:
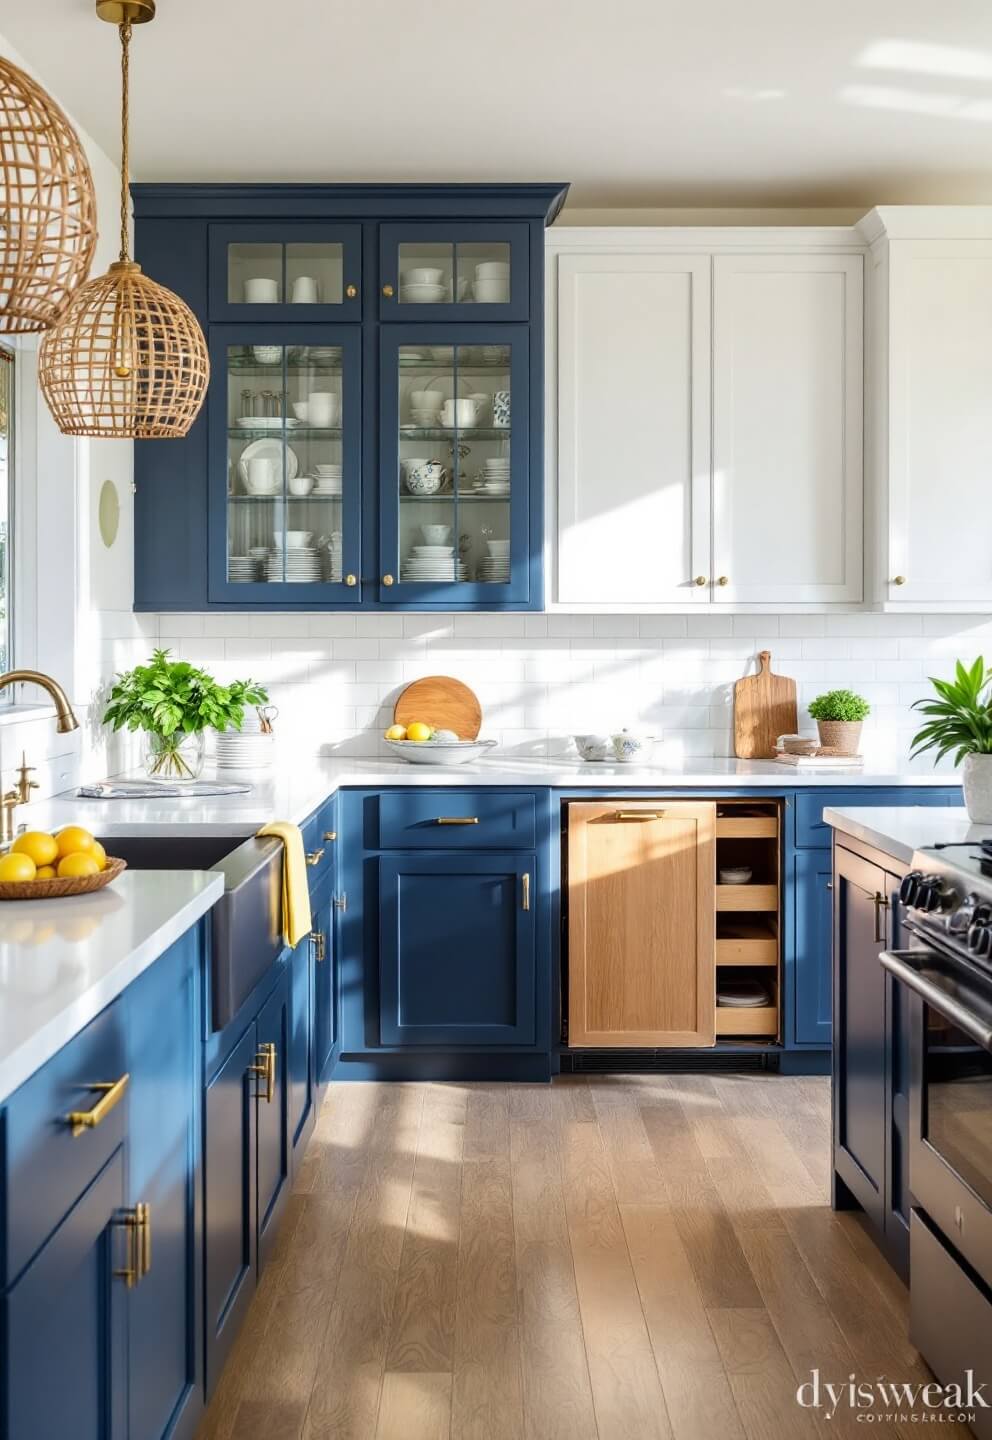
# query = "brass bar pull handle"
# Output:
<box><xmin>311</xmin><ymin>929</ymin><xmax>326</xmax><ymax>963</ymax></box>
<box><xmin>435</xmin><ymin>817</ymin><xmax>479</xmax><ymax>826</ymax></box>
<box><xmin>67</xmin><ymin>1073</ymin><xmax>129</xmax><ymax>1138</ymax></box>
<box><xmin>114</xmin><ymin>1203</ymin><xmax>150</xmax><ymax>1288</ymax></box>
<box><xmin>873</xmin><ymin>892</ymin><xmax>887</xmax><ymax>945</ymax></box>
<box><xmin>137</xmin><ymin>1202</ymin><xmax>151</xmax><ymax>1279</ymax></box>
<box><xmin>250</xmin><ymin>1043</ymin><xmax>276</xmax><ymax>1104</ymax></box>
<box><xmin>306</xmin><ymin>847</ymin><xmax>325</xmax><ymax>867</ymax></box>
<box><xmin>522</xmin><ymin>872</ymin><xmax>531</xmax><ymax>912</ymax></box>
<box><xmin>614</xmin><ymin>811</ymin><xmax>665</xmax><ymax>822</ymax></box>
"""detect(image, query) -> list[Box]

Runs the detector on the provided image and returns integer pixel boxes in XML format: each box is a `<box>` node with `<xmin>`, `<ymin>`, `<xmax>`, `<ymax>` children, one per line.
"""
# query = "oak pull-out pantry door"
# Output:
<box><xmin>556</xmin><ymin>253</ymin><xmax>711</xmax><ymax>605</ymax></box>
<box><xmin>567</xmin><ymin>801</ymin><xmax>716</xmax><ymax>1047</ymax></box>
<box><xmin>711</xmin><ymin>253</ymin><xmax>863</xmax><ymax>604</ymax></box>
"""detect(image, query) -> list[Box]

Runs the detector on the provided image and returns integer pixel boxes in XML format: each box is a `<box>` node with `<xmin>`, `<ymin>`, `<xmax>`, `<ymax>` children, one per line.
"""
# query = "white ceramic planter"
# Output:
<box><xmin>963</xmin><ymin>753</ymin><xmax>992</xmax><ymax>823</ymax></box>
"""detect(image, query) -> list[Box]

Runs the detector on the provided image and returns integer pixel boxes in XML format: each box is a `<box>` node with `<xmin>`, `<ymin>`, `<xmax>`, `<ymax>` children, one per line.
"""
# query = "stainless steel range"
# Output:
<box><xmin>882</xmin><ymin>842</ymin><xmax>992</xmax><ymax>1434</ymax></box>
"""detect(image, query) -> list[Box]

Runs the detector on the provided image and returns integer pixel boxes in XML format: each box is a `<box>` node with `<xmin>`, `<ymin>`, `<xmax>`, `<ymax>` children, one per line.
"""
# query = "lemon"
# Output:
<box><xmin>12</xmin><ymin>831</ymin><xmax>59</xmax><ymax>867</ymax></box>
<box><xmin>35</xmin><ymin>865</ymin><xmax>57</xmax><ymax>879</ymax></box>
<box><xmin>0</xmin><ymin>852</ymin><xmax>37</xmax><ymax>883</ymax></box>
<box><xmin>385</xmin><ymin>724</ymin><xmax>407</xmax><ymax>741</ymax></box>
<box><xmin>405</xmin><ymin>721</ymin><xmax>434</xmax><ymax>743</ymax></box>
<box><xmin>57</xmin><ymin>853</ymin><xmax>100</xmax><ymax>879</ymax></box>
<box><xmin>55</xmin><ymin>825</ymin><xmax>95</xmax><ymax>860</ymax></box>
<box><xmin>89</xmin><ymin>840</ymin><xmax>108</xmax><ymax>872</ymax></box>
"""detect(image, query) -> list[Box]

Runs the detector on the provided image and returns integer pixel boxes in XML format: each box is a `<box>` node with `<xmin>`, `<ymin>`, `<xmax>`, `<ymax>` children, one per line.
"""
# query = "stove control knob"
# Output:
<box><xmin>900</xmin><ymin>871</ymin><xmax>924</xmax><ymax>907</ymax></box>
<box><xmin>917</xmin><ymin>875</ymin><xmax>953</xmax><ymax>913</ymax></box>
<box><xmin>968</xmin><ymin>921</ymin><xmax>992</xmax><ymax>958</ymax></box>
<box><xmin>949</xmin><ymin>892</ymin><xmax>983</xmax><ymax>933</ymax></box>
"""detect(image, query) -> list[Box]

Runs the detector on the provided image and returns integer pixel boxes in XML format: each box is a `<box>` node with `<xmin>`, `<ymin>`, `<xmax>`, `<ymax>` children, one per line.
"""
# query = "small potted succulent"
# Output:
<box><xmin>911</xmin><ymin>657</ymin><xmax>992</xmax><ymax>822</ymax></box>
<box><xmin>103</xmin><ymin>649</ymin><xmax>268</xmax><ymax>781</ymax></box>
<box><xmin>807</xmin><ymin>689</ymin><xmax>870</xmax><ymax>755</ymax></box>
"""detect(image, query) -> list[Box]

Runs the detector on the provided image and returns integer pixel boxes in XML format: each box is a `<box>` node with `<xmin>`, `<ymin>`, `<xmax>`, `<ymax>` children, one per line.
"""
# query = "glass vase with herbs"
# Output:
<box><xmin>103</xmin><ymin>649</ymin><xmax>269</xmax><ymax>782</ymax></box>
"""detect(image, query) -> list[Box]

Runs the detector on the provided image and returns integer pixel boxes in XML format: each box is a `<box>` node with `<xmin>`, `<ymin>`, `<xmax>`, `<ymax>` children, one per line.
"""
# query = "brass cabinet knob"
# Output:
<box><xmin>893</xmin><ymin>575</ymin><xmax>907</xmax><ymax>586</ymax></box>
<box><xmin>382</xmin><ymin>284</ymin><xmax>394</xmax><ymax>298</ymax></box>
<box><xmin>718</xmin><ymin>575</ymin><xmax>729</xmax><ymax>586</ymax></box>
<box><xmin>323</xmin><ymin>830</ymin><xmax>337</xmax><ymax>841</ymax></box>
<box><xmin>382</xmin><ymin>573</ymin><xmax>395</xmax><ymax>586</ymax></box>
<box><xmin>345</xmin><ymin>284</ymin><xmax>358</xmax><ymax>299</ymax></box>
<box><xmin>345</xmin><ymin>573</ymin><xmax>357</xmax><ymax>587</ymax></box>
<box><xmin>693</xmin><ymin>575</ymin><xmax>707</xmax><ymax>587</ymax></box>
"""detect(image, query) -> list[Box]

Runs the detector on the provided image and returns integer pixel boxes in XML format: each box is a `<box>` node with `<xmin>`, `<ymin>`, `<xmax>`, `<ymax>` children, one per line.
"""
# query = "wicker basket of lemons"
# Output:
<box><xmin>0</xmin><ymin>826</ymin><xmax>125</xmax><ymax>900</ymax></box>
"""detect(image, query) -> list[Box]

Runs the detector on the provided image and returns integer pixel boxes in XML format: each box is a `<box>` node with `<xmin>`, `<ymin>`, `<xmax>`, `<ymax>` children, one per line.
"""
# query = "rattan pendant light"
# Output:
<box><xmin>0</xmin><ymin>55</ymin><xmax>97</xmax><ymax>331</ymax></box>
<box><xmin>39</xmin><ymin>0</ymin><xmax>209</xmax><ymax>439</ymax></box>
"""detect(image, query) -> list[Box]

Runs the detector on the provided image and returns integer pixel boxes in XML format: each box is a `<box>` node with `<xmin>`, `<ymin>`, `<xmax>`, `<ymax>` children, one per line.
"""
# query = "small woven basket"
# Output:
<box><xmin>816</xmin><ymin>720</ymin><xmax>863</xmax><ymax>756</ymax></box>
<box><xmin>0</xmin><ymin>855</ymin><xmax>126</xmax><ymax>901</ymax></box>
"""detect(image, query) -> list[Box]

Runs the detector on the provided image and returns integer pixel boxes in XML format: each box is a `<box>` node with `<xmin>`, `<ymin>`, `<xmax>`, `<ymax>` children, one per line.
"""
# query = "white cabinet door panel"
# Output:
<box><xmin>712</xmin><ymin>254</ymin><xmax>863</xmax><ymax>604</ymax></box>
<box><xmin>888</xmin><ymin>245</ymin><xmax>992</xmax><ymax>605</ymax></box>
<box><xmin>556</xmin><ymin>253</ymin><xmax>710</xmax><ymax>606</ymax></box>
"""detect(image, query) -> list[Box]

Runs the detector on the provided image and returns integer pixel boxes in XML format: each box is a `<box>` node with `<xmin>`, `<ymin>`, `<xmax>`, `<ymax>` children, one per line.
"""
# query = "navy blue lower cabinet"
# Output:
<box><xmin>289</xmin><ymin>927</ymin><xmax>317</xmax><ymax>1173</ymax></box>
<box><xmin>125</xmin><ymin>930</ymin><xmax>203</xmax><ymax>1440</ymax></box>
<box><xmin>5</xmin><ymin>1146</ymin><xmax>127</xmax><ymax>1440</ymax></box>
<box><xmin>256</xmin><ymin>964</ymin><xmax>291</xmax><ymax>1273</ymax></box>
<box><xmin>379</xmin><ymin>852</ymin><xmax>537</xmax><ymax>1047</ymax></box>
<box><xmin>204</xmin><ymin>1023</ymin><xmax>257</xmax><ymax>1397</ymax></box>
<box><xmin>793</xmin><ymin>850</ymin><xmax>834</xmax><ymax>1046</ymax></box>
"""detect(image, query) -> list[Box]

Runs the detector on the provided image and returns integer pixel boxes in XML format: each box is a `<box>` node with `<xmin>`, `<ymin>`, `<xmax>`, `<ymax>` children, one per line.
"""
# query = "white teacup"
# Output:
<box><xmin>405</xmin><ymin>460</ymin><xmax>446</xmax><ymax>495</ymax></box>
<box><xmin>308</xmin><ymin>391</ymin><xmax>340</xmax><ymax>426</ymax></box>
<box><xmin>475</xmin><ymin>261</ymin><xmax>510</xmax><ymax>280</ymax></box>
<box><xmin>440</xmin><ymin>398</ymin><xmax>479</xmax><ymax>427</ymax></box>
<box><xmin>474</xmin><ymin>278</ymin><xmax>510</xmax><ymax>303</ymax></box>
<box><xmin>291</xmin><ymin>275</ymin><xmax>319</xmax><ymax>304</ymax></box>
<box><xmin>245</xmin><ymin>457</ymin><xmax>279</xmax><ymax>493</ymax></box>
<box><xmin>291</xmin><ymin>401</ymin><xmax>309</xmax><ymax>422</ymax></box>
<box><xmin>244</xmin><ymin>277</ymin><xmax>279</xmax><ymax>303</ymax></box>
<box><xmin>288</xmin><ymin>474</ymin><xmax>314</xmax><ymax>497</ymax></box>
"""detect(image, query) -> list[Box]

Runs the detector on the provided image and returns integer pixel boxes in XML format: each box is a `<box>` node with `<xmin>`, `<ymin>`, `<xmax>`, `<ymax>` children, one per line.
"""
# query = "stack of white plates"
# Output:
<box><xmin>266</xmin><ymin>545</ymin><xmax>323</xmax><ymax>583</ymax></box>
<box><xmin>402</xmin><ymin>544</ymin><xmax>467</xmax><ymax>582</ymax></box>
<box><xmin>326</xmin><ymin>531</ymin><xmax>343</xmax><ymax>581</ymax></box>
<box><xmin>481</xmin><ymin>458</ymin><xmax>511</xmax><ymax>494</ymax></box>
<box><xmin>478</xmin><ymin>556</ymin><xmax>510</xmax><ymax>583</ymax></box>
<box><xmin>306</xmin><ymin>346</ymin><xmax>338</xmax><ymax>363</ymax></box>
<box><xmin>228</xmin><ymin>555</ymin><xmax>258</xmax><ymax>582</ymax></box>
<box><xmin>716</xmin><ymin>978</ymin><xmax>773</xmax><ymax>1009</ymax></box>
<box><xmin>214</xmin><ymin>731</ymin><xmax>275</xmax><ymax>770</ymax></box>
<box><xmin>313</xmin><ymin>463</ymin><xmax>343</xmax><ymax>496</ymax></box>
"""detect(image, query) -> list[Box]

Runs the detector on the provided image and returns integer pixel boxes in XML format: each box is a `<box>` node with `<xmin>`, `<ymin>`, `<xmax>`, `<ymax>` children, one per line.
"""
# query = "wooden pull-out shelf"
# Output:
<box><xmin>715</xmin><ymin>918</ymin><xmax>778</xmax><ymax>966</ymax></box>
<box><xmin>715</xmin><ymin>1004</ymin><xmax>778</xmax><ymax>1037</ymax></box>
<box><xmin>716</xmin><ymin>883</ymin><xmax>777</xmax><ymax>912</ymax></box>
<box><xmin>716</xmin><ymin>815</ymin><xmax>778</xmax><ymax>839</ymax></box>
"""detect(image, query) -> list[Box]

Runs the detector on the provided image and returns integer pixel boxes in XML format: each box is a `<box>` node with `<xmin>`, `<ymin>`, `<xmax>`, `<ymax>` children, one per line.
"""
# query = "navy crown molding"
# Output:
<box><xmin>130</xmin><ymin>182</ymin><xmax>570</xmax><ymax>223</ymax></box>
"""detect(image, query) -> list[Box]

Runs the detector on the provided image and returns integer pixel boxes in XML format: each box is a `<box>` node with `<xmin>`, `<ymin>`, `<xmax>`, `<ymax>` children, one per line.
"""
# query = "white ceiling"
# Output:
<box><xmin>4</xmin><ymin>0</ymin><xmax>992</xmax><ymax>209</ymax></box>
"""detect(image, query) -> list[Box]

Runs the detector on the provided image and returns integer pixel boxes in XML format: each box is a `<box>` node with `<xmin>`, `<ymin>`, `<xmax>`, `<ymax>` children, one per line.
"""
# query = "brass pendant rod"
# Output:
<box><xmin>118</xmin><ymin>19</ymin><xmax>131</xmax><ymax>263</ymax></box>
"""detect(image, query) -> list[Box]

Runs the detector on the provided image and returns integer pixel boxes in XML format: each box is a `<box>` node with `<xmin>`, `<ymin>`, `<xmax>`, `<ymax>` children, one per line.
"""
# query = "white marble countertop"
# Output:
<box><xmin>0</xmin><ymin>869</ymin><xmax>223</xmax><ymax>1104</ymax></box>
<box><xmin>19</xmin><ymin>756</ymin><xmax>962</xmax><ymax>838</ymax></box>
<box><xmin>825</xmin><ymin>805</ymin><xmax>984</xmax><ymax>866</ymax></box>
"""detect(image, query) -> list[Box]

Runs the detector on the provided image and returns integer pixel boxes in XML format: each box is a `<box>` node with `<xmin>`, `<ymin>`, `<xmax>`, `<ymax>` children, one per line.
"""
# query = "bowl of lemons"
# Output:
<box><xmin>0</xmin><ymin>825</ymin><xmax>125</xmax><ymax>900</ymax></box>
<box><xmin>384</xmin><ymin>722</ymin><xmax>497</xmax><ymax>766</ymax></box>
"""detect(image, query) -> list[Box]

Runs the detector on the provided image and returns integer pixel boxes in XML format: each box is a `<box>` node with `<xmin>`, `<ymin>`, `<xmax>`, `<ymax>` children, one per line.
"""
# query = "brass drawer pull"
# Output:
<box><xmin>67</xmin><ymin>1073</ymin><xmax>129</xmax><ymax>1138</ymax></box>
<box><xmin>614</xmin><ymin>811</ymin><xmax>665</xmax><ymax>822</ymax></box>
<box><xmin>873</xmin><ymin>892</ymin><xmax>888</xmax><ymax>945</ymax></box>
<box><xmin>311</xmin><ymin>929</ymin><xmax>326</xmax><ymax>963</ymax></box>
<box><xmin>114</xmin><ymin>1202</ymin><xmax>151</xmax><ymax>1289</ymax></box>
<box><xmin>250</xmin><ymin>1042</ymin><xmax>276</xmax><ymax>1104</ymax></box>
<box><xmin>323</xmin><ymin>830</ymin><xmax>337</xmax><ymax>842</ymax></box>
<box><xmin>522</xmin><ymin>872</ymin><xmax>531</xmax><ymax>911</ymax></box>
<box><xmin>435</xmin><ymin>816</ymin><xmax>479</xmax><ymax>826</ymax></box>
<box><xmin>306</xmin><ymin>847</ymin><xmax>325</xmax><ymax>866</ymax></box>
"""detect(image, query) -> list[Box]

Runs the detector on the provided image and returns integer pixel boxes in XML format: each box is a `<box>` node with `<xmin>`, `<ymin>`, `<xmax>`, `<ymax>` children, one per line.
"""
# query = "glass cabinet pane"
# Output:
<box><xmin>228</xmin><ymin>241</ymin><xmax>345</xmax><ymax>306</ymax></box>
<box><xmin>397</xmin><ymin>241</ymin><xmax>511</xmax><ymax>306</ymax></box>
<box><xmin>226</xmin><ymin>343</ymin><xmax>346</xmax><ymax>587</ymax></box>
<box><xmin>396</xmin><ymin>342</ymin><xmax>512</xmax><ymax>585</ymax></box>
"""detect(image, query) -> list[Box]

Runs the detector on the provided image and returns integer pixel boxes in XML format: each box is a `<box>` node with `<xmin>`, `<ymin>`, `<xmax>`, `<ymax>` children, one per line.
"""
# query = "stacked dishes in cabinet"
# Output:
<box><xmin>477</xmin><ymin>539</ymin><xmax>509</xmax><ymax>583</ymax></box>
<box><xmin>713</xmin><ymin>801</ymin><xmax>781</xmax><ymax>1040</ymax></box>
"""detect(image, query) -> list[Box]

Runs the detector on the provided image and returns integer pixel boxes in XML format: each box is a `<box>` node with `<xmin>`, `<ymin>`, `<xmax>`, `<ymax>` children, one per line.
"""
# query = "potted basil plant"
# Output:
<box><xmin>807</xmin><ymin>689</ymin><xmax>870</xmax><ymax>756</ymax></box>
<box><xmin>103</xmin><ymin>649</ymin><xmax>269</xmax><ymax>781</ymax></box>
<box><xmin>911</xmin><ymin>657</ymin><xmax>992</xmax><ymax>822</ymax></box>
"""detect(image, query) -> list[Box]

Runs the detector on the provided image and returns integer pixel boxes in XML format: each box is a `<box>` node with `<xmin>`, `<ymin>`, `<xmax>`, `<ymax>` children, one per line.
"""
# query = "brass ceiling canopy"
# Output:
<box><xmin>39</xmin><ymin>3</ymin><xmax>209</xmax><ymax>438</ymax></box>
<box><xmin>0</xmin><ymin>57</ymin><xmax>97</xmax><ymax>331</ymax></box>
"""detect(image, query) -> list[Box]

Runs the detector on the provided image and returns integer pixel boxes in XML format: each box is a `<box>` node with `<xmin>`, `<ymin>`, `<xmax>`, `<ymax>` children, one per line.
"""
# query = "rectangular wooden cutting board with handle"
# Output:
<box><xmin>733</xmin><ymin>651</ymin><xmax>798</xmax><ymax>759</ymax></box>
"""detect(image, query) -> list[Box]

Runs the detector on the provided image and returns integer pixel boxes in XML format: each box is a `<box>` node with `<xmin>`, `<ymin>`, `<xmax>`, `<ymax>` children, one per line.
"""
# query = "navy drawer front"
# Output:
<box><xmin>795</xmin><ymin>786</ymin><xmax>961</xmax><ymax>849</ymax></box>
<box><xmin>3</xmin><ymin>999</ymin><xmax>127</xmax><ymax>1287</ymax></box>
<box><xmin>377</xmin><ymin>791</ymin><xmax>537</xmax><ymax>850</ymax></box>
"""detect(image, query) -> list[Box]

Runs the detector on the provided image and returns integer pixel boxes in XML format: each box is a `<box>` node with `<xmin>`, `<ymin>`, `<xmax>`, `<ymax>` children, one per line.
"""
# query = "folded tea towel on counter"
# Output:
<box><xmin>78</xmin><ymin>780</ymin><xmax>253</xmax><ymax>798</ymax></box>
<box><xmin>256</xmin><ymin>820</ymin><xmax>312</xmax><ymax>948</ymax></box>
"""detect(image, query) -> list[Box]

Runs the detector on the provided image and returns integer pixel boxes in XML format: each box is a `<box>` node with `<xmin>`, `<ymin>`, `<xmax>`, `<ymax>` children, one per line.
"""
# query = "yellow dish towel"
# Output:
<box><xmin>257</xmin><ymin>821</ymin><xmax>312</xmax><ymax>949</ymax></box>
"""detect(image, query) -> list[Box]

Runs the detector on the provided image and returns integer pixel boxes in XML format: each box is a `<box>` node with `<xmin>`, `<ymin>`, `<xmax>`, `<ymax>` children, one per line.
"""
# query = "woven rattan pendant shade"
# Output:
<box><xmin>38</xmin><ymin>13</ymin><xmax>208</xmax><ymax>439</ymax></box>
<box><xmin>0</xmin><ymin>56</ymin><xmax>97</xmax><ymax>332</ymax></box>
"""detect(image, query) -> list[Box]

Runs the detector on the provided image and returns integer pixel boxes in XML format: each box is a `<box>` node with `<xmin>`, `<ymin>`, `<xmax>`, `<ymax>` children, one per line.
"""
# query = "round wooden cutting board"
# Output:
<box><xmin>393</xmin><ymin>676</ymin><xmax>482</xmax><ymax>740</ymax></box>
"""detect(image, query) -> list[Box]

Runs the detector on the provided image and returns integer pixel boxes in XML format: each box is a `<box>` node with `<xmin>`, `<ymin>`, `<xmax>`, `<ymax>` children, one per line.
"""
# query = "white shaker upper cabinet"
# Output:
<box><xmin>884</xmin><ymin>242</ymin><xmax>992</xmax><ymax>608</ymax></box>
<box><xmin>711</xmin><ymin>254</ymin><xmax>864</xmax><ymax>605</ymax></box>
<box><xmin>555</xmin><ymin>252</ymin><xmax>711</xmax><ymax>606</ymax></box>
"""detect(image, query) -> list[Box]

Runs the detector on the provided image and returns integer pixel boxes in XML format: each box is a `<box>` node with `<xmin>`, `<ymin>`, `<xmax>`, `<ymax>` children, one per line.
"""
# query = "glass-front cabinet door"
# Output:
<box><xmin>379</xmin><ymin>224</ymin><xmax>529</xmax><ymax>321</ymax></box>
<box><xmin>209</xmin><ymin>224</ymin><xmax>362</xmax><ymax>321</ymax></box>
<box><xmin>379</xmin><ymin>327</ymin><xmax>530</xmax><ymax>605</ymax></box>
<box><xmin>209</xmin><ymin>325</ymin><xmax>361</xmax><ymax>604</ymax></box>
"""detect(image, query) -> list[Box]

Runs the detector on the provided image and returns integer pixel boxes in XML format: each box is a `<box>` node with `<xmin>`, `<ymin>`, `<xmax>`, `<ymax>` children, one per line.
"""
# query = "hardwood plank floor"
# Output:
<box><xmin>195</xmin><ymin>1073</ymin><xmax>954</xmax><ymax>1440</ymax></box>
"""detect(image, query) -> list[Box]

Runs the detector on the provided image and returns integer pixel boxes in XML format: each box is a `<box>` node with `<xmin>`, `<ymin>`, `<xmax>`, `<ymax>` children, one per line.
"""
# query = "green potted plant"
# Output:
<box><xmin>911</xmin><ymin>657</ymin><xmax>992</xmax><ymax>821</ymax></box>
<box><xmin>103</xmin><ymin>649</ymin><xmax>268</xmax><ymax>781</ymax></box>
<box><xmin>807</xmin><ymin>689</ymin><xmax>870</xmax><ymax>755</ymax></box>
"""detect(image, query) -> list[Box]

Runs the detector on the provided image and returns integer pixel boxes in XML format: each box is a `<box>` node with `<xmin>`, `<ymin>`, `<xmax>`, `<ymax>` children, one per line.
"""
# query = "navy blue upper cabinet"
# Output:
<box><xmin>378</xmin><ymin>326</ymin><xmax>533</xmax><ymax>606</ymax></box>
<box><xmin>379</xmin><ymin>223</ymin><xmax>530</xmax><ymax>321</ymax></box>
<box><xmin>208</xmin><ymin>324</ymin><xmax>363</xmax><ymax>604</ymax></box>
<box><xmin>131</xmin><ymin>183</ymin><xmax>567</xmax><ymax>612</ymax></box>
<box><xmin>209</xmin><ymin>223</ymin><xmax>363</xmax><ymax>321</ymax></box>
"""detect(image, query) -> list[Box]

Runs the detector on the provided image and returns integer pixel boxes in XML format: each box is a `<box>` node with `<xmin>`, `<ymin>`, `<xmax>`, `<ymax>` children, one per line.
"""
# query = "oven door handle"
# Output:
<box><xmin>880</xmin><ymin>949</ymin><xmax>992</xmax><ymax>1050</ymax></box>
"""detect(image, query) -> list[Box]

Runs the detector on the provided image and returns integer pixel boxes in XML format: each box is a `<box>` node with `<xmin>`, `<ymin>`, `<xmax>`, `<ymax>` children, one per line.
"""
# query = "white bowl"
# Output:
<box><xmin>404</xmin><ymin>267</ymin><xmax>444</xmax><ymax>285</ymax></box>
<box><xmin>421</xmin><ymin>524</ymin><xmax>451</xmax><ymax>544</ymax></box>
<box><xmin>291</xmin><ymin>402</ymin><xmax>309</xmax><ymax>421</ymax></box>
<box><xmin>573</xmin><ymin>733</ymin><xmax>611</xmax><ymax>762</ymax></box>
<box><xmin>401</xmin><ymin>284</ymin><xmax>446</xmax><ymax>302</ymax></box>
<box><xmin>719</xmin><ymin>867</ymin><xmax>753</xmax><ymax>886</ymax></box>
<box><xmin>288</xmin><ymin>476</ymin><xmax>314</xmax><ymax>496</ymax></box>
<box><xmin>386</xmin><ymin>738</ymin><xmax>497</xmax><ymax>766</ymax></box>
<box><xmin>475</xmin><ymin>261</ymin><xmax>510</xmax><ymax>280</ymax></box>
<box><xmin>252</xmin><ymin>345</ymin><xmax>282</xmax><ymax>364</ymax></box>
<box><xmin>486</xmin><ymin>540</ymin><xmax>510</xmax><ymax>557</ymax></box>
<box><xmin>274</xmin><ymin>530</ymin><xmax>313</xmax><ymax>547</ymax></box>
<box><xmin>473</xmin><ymin>279</ymin><xmax>510</xmax><ymax>303</ymax></box>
